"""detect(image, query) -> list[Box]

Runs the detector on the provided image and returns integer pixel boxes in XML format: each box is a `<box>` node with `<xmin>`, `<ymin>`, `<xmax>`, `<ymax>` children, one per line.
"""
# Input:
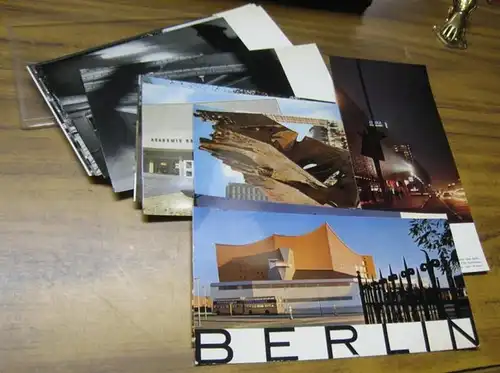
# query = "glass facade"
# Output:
<box><xmin>226</xmin><ymin>183</ymin><xmax>268</xmax><ymax>201</ymax></box>
<box><xmin>143</xmin><ymin>148</ymin><xmax>193</xmax><ymax>177</ymax></box>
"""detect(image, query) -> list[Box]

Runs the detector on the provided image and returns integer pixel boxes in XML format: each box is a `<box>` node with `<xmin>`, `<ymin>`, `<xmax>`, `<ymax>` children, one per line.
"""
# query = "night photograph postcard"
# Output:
<box><xmin>329</xmin><ymin>56</ymin><xmax>473</xmax><ymax>224</ymax></box>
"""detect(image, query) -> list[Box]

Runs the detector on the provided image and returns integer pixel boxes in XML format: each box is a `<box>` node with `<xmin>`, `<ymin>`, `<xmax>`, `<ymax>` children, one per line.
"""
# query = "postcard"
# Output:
<box><xmin>193</xmin><ymin>105</ymin><xmax>359</xmax><ymax>209</ymax></box>
<box><xmin>27</xmin><ymin>4</ymin><xmax>291</xmax><ymax>178</ymax></box>
<box><xmin>82</xmin><ymin>43</ymin><xmax>335</xmax><ymax>193</ymax></box>
<box><xmin>192</xmin><ymin>206</ymin><xmax>478</xmax><ymax>365</ymax></box>
<box><xmin>133</xmin><ymin>75</ymin><xmax>142</xmax><ymax>205</ymax></box>
<box><xmin>328</xmin><ymin>56</ymin><xmax>489</xmax><ymax>273</ymax></box>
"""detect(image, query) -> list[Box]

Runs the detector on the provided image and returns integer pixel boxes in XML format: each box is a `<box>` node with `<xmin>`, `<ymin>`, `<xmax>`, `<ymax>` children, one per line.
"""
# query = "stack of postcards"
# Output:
<box><xmin>26</xmin><ymin>3</ymin><xmax>487</xmax><ymax>366</ymax></box>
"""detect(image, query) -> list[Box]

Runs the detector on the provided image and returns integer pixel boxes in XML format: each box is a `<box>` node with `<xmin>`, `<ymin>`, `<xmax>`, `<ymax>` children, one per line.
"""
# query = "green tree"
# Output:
<box><xmin>408</xmin><ymin>219</ymin><xmax>459</xmax><ymax>274</ymax></box>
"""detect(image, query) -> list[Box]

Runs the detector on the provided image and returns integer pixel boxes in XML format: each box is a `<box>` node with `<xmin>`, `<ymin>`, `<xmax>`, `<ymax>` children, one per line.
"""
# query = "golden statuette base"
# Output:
<box><xmin>433</xmin><ymin>0</ymin><xmax>477</xmax><ymax>49</ymax></box>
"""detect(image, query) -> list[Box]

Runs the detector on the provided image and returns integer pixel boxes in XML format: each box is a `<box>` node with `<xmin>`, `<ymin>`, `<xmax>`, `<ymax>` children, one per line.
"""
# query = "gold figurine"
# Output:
<box><xmin>433</xmin><ymin>0</ymin><xmax>477</xmax><ymax>49</ymax></box>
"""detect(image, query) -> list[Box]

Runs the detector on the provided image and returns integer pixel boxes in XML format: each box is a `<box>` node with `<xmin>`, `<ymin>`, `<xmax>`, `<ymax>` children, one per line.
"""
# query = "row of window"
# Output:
<box><xmin>217</xmin><ymin>282</ymin><xmax>353</xmax><ymax>290</ymax></box>
<box><xmin>230</xmin><ymin>193</ymin><xmax>268</xmax><ymax>201</ymax></box>
<box><xmin>287</xmin><ymin>296</ymin><xmax>353</xmax><ymax>302</ymax></box>
<box><xmin>248</xmin><ymin>303</ymin><xmax>275</xmax><ymax>308</ymax></box>
<box><xmin>150</xmin><ymin>138</ymin><xmax>193</xmax><ymax>143</ymax></box>
<box><xmin>152</xmin><ymin>159</ymin><xmax>193</xmax><ymax>178</ymax></box>
<box><xmin>214</xmin><ymin>296</ymin><xmax>352</xmax><ymax>304</ymax></box>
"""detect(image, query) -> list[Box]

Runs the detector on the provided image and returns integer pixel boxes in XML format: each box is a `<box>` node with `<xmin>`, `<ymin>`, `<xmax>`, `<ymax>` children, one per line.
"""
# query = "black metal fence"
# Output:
<box><xmin>357</xmin><ymin>251</ymin><xmax>472</xmax><ymax>324</ymax></box>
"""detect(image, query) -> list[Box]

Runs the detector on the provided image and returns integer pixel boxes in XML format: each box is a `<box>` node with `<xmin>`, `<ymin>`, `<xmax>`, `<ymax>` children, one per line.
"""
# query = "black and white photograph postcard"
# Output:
<box><xmin>192</xmin><ymin>206</ymin><xmax>478</xmax><ymax>365</ymax></box>
<box><xmin>193</xmin><ymin>104</ymin><xmax>359</xmax><ymax>209</ymax></box>
<box><xmin>134</xmin><ymin>75</ymin><xmax>144</xmax><ymax>206</ymax></box>
<box><xmin>83</xmin><ymin>42</ymin><xmax>334</xmax><ymax>193</ymax></box>
<box><xmin>328</xmin><ymin>56</ymin><xmax>489</xmax><ymax>273</ymax></box>
<box><xmin>26</xmin><ymin>4</ymin><xmax>290</xmax><ymax>178</ymax></box>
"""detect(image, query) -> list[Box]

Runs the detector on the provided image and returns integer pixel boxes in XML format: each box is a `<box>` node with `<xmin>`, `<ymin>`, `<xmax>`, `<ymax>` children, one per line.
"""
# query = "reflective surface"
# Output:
<box><xmin>433</xmin><ymin>0</ymin><xmax>478</xmax><ymax>49</ymax></box>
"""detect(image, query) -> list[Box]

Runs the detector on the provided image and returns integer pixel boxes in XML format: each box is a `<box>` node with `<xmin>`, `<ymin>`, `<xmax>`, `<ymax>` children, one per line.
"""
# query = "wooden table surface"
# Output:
<box><xmin>1</xmin><ymin>0</ymin><xmax>500</xmax><ymax>372</ymax></box>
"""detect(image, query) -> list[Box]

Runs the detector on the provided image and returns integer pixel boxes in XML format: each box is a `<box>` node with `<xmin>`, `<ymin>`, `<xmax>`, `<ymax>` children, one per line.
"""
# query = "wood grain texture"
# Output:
<box><xmin>0</xmin><ymin>0</ymin><xmax>500</xmax><ymax>372</ymax></box>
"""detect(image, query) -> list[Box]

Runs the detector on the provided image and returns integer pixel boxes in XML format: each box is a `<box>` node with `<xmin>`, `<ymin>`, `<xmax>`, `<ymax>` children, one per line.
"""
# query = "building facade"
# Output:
<box><xmin>143</xmin><ymin>148</ymin><xmax>193</xmax><ymax>178</ymax></box>
<box><xmin>212</xmin><ymin>223</ymin><xmax>376</xmax><ymax>315</ymax></box>
<box><xmin>225</xmin><ymin>183</ymin><xmax>268</xmax><ymax>201</ymax></box>
<box><xmin>211</xmin><ymin>279</ymin><xmax>362</xmax><ymax>315</ymax></box>
<box><xmin>307</xmin><ymin>122</ymin><xmax>347</xmax><ymax>149</ymax></box>
<box><xmin>393</xmin><ymin>144</ymin><xmax>414</xmax><ymax>164</ymax></box>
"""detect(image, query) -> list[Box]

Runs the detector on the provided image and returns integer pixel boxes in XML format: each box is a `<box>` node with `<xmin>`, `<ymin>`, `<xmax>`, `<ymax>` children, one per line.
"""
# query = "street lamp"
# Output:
<box><xmin>316</xmin><ymin>283</ymin><xmax>323</xmax><ymax>316</ymax></box>
<box><xmin>194</xmin><ymin>277</ymin><xmax>201</xmax><ymax>327</ymax></box>
<box><xmin>203</xmin><ymin>285</ymin><xmax>208</xmax><ymax>320</ymax></box>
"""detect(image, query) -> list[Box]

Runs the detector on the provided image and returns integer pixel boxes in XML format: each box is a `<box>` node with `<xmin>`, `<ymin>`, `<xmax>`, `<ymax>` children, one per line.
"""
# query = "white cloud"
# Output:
<box><xmin>222</xmin><ymin>164</ymin><xmax>244</xmax><ymax>183</ymax></box>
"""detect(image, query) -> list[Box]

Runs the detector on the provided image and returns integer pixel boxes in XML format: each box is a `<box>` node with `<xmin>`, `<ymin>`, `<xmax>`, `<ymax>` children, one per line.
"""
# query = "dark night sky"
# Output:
<box><xmin>330</xmin><ymin>56</ymin><xmax>460</xmax><ymax>187</ymax></box>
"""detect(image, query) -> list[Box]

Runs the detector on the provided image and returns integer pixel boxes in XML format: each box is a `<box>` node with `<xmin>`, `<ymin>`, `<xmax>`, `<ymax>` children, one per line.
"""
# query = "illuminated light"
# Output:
<box><xmin>368</xmin><ymin>120</ymin><xmax>389</xmax><ymax>129</ymax></box>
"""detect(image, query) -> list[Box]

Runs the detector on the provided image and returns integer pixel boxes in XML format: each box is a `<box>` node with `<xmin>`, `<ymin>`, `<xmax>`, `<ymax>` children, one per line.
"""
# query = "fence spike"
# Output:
<box><xmin>416</xmin><ymin>268</ymin><xmax>424</xmax><ymax>288</ymax></box>
<box><xmin>421</xmin><ymin>249</ymin><xmax>431</xmax><ymax>263</ymax></box>
<box><xmin>357</xmin><ymin>259</ymin><xmax>469</xmax><ymax>325</ymax></box>
<box><xmin>403</xmin><ymin>257</ymin><xmax>409</xmax><ymax>271</ymax></box>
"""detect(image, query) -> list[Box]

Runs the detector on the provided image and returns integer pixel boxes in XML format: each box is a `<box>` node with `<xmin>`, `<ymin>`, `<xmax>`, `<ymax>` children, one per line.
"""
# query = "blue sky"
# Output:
<box><xmin>193</xmin><ymin>207</ymin><xmax>455</xmax><ymax>291</ymax></box>
<box><xmin>142</xmin><ymin>77</ymin><xmax>267</xmax><ymax>105</ymax></box>
<box><xmin>193</xmin><ymin>113</ymin><xmax>244</xmax><ymax>197</ymax></box>
<box><xmin>193</xmin><ymin>100</ymin><xmax>343</xmax><ymax>197</ymax></box>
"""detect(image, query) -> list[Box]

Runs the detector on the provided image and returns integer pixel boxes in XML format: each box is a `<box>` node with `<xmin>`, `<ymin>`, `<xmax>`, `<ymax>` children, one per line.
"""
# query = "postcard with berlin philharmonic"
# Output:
<box><xmin>328</xmin><ymin>56</ymin><xmax>489</xmax><ymax>273</ymax></box>
<box><xmin>192</xmin><ymin>205</ymin><xmax>478</xmax><ymax>365</ymax></box>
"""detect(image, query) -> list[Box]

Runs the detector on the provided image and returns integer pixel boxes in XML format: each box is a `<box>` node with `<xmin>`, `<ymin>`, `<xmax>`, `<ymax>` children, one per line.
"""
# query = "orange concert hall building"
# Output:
<box><xmin>210</xmin><ymin>223</ymin><xmax>377</xmax><ymax>315</ymax></box>
<box><xmin>216</xmin><ymin>223</ymin><xmax>376</xmax><ymax>283</ymax></box>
